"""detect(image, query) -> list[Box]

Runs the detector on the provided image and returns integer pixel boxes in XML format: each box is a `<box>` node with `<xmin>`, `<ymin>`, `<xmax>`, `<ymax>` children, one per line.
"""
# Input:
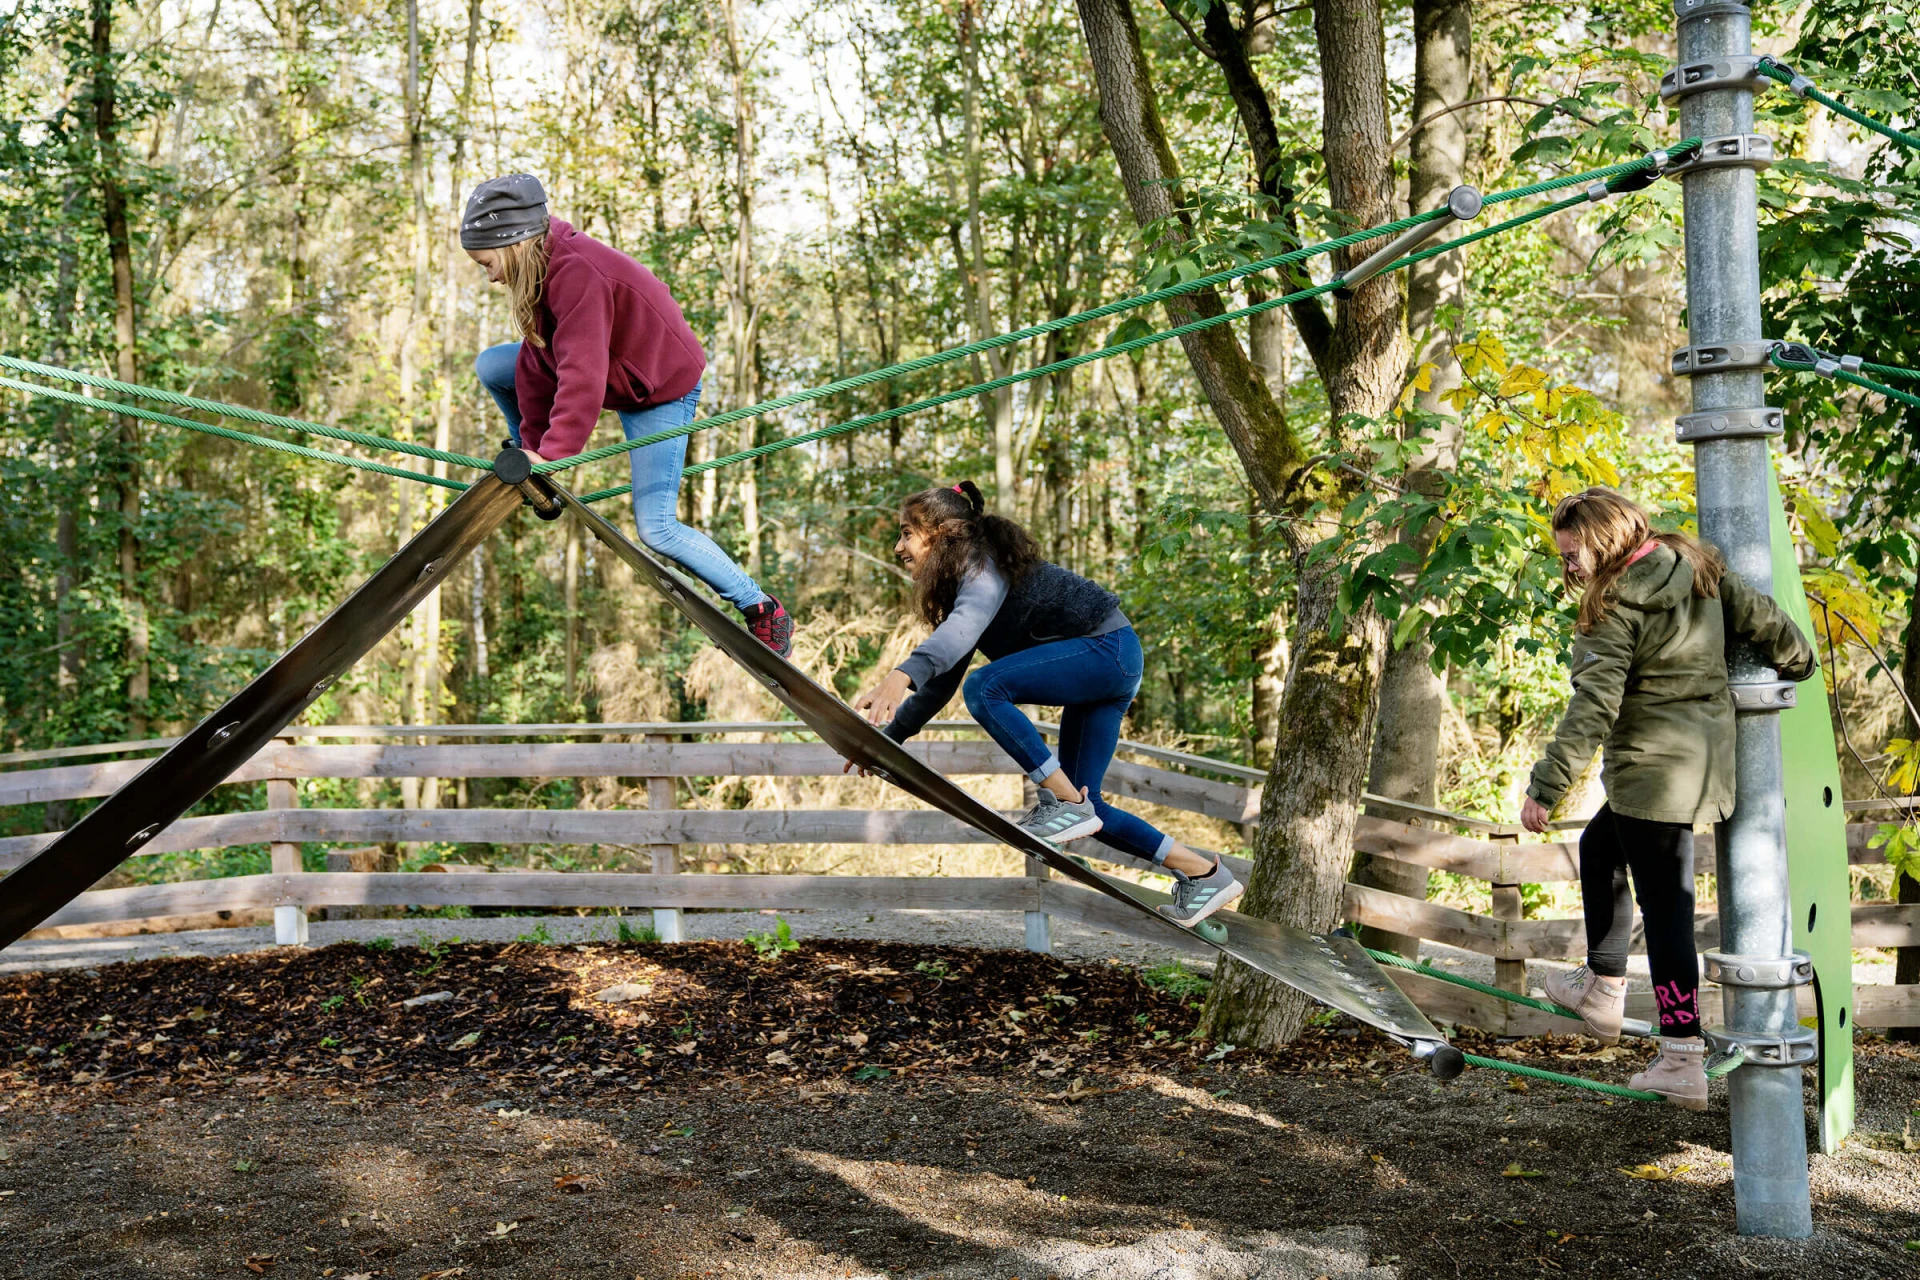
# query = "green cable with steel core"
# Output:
<box><xmin>1770</xmin><ymin>351</ymin><xmax>1920</xmax><ymax>411</ymax></box>
<box><xmin>1757</xmin><ymin>57</ymin><xmax>1920</xmax><ymax>152</ymax></box>
<box><xmin>579</xmin><ymin>189</ymin><xmax>1595</xmax><ymax>502</ymax></box>
<box><xmin>0</xmin><ymin>355</ymin><xmax>495</xmax><ymax>471</ymax></box>
<box><xmin>0</xmin><ymin>378</ymin><xmax>471</xmax><ymax>492</ymax></box>
<box><xmin>538</xmin><ymin>146</ymin><xmax>1695</xmax><ymax>483</ymax></box>
<box><xmin>1364</xmin><ymin>945</ymin><xmax>1595</xmax><ymax>1023</ymax></box>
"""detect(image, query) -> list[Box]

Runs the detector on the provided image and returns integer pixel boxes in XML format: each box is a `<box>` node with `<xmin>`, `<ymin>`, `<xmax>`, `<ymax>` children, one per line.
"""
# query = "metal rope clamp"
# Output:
<box><xmin>1660</xmin><ymin>54</ymin><xmax>1776</xmax><ymax>103</ymax></box>
<box><xmin>1672</xmin><ymin>339</ymin><xmax>1781</xmax><ymax>376</ymax></box>
<box><xmin>1703</xmin><ymin>1025</ymin><xmax>1819</xmax><ymax>1068</ymax></box>
<box><xmin>1704</xmin><ymin>949</ymin><xmax>1814</xmax><ymax>989</ymax></box>
<box><xmin>1775</xmin><ymin>341</ymin><xmax>1863</xmax><ymax>378</ymax></box>
<box><xmin>1728</xmin><ymin>679</ymin><xmax>1798</xmax><ymax>712</ymax></box>
<box><xmin>1674</xmin><ymin>405</ymin><xmax>1785</xmax><ymax>442</ymax></box>
<box><xmin>1755</xmin><ymin>55</ymin><xmax>1816</xmax><ymax>97</ymax></box>
<box><xmin>1662</xmin><ymin>133</ymin><xmax>1775</xmax><ymax>178</ymax></box>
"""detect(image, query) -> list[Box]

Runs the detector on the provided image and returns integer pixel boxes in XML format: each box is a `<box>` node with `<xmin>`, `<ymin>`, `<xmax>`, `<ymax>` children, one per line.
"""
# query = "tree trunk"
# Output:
<box><xmin>1072</xmin><ymin>0</ymin><xmax>1302</xmax><ymax>513</ymax></box>
<box><xmin>92</xmin><ymin>0</ymin><xmax>147</xmax><ymax>736</ymax></box>
<box><xmin>1079</xmin><ymin>0</ymin><xmax>1407</xmax><ymax>1047</ymax></box>
<box><xmin>1895</xmin><ymin>563</ymin><xmax>1920</xmax><ymax>1041</ymax></box>
<box><xmin>1351</xmin><ymin>0</ymin><xmax>1473</xmax><ymax>956</ymax></box>
<box><xmin>720</xmin><ymin>0</ymin><xmax>761</xmax><ymax>577</ymax></box>
<box><xmin>960</xmin><ymin>0</ymin><xmax>1019</xmax><ymax>509</ymax></box>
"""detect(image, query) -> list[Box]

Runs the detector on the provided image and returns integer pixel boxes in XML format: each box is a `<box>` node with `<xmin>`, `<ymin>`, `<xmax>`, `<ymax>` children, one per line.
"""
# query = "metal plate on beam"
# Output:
<box><xmin>549</xmin><ymin>482</ymin><xmax>1453</xmax><ymax>1061</ymax></box>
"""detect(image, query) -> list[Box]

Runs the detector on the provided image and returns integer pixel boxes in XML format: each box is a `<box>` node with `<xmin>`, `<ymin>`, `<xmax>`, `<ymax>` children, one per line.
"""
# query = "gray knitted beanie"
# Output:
<box><xmin>461</xmin><ymin>174</ymin><xmax>549</xmax><ymax>249</ymax></box>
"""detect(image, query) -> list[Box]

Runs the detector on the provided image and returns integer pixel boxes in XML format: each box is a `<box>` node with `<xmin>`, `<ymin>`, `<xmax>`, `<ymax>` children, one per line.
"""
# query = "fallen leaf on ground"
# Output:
<box><xmin>591</xmin><ymin>983</ymin><xmax>652</xmax><ymax>1003</ymax></box>
<box><xmin>1619</xmin><ymin>1164</ymin><xmax>1689</xmax><ymax>1180</ymax></box>
<box><xmin>1501</xmin><ymin>1163</ymin><xmax>1542</xmax><ymax>1178</ymax></box>
<box><xmin>490</xmin><ymin>1221</ymin><xmax>520</xmax><ymax>1237</ymax></box>
<box><xmin>243</xmin><ymin>1255</ymin><xmax>276</xmax><ymax>1274</ymax></box>
<box><xmin>554</xmin><ymin>1175</ymin><xmax>591</xmax><ymax>1194</ymax></box>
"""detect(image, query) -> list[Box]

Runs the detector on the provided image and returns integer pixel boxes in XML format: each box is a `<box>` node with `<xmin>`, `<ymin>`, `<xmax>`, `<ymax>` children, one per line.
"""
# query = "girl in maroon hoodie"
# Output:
<box><xmin>462</xmin><ymin>174</ymin><xmax>792</xmax><ymax>656</ymax></box>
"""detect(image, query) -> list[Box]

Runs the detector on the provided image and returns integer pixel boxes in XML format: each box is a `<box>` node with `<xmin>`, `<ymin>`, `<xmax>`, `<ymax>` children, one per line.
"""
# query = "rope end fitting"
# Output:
<box><xmin>1333</xmin><ymin>185</ymin><xmax>1483</xmax><ymax>299</ymax></box>
<box><xmin>1407</xmin><ymin>1037</ymin><xmax>1467</xmax><ymax>1081</ymax></box>
<box><xmin>494</xmin><ymin>447</ymin><xmax>565</xmax><ymax>521</ymax></box>
<box><xmin>1757</xmin><ymin>54</ymin><xmax>1814</xmax><ymax>97</ymax></box>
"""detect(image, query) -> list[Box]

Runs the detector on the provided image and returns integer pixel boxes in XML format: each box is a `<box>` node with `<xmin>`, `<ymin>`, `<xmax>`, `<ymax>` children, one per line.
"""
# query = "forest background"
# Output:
<box><xmin>1</xmin><ymin>0</ymin><xmax>1916</xmax><ymax>1038</ymax></box>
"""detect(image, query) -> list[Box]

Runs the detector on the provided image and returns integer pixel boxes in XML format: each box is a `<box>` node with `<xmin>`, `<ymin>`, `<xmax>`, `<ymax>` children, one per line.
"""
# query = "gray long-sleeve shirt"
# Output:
<box><xmin>895</xmin><ymin>562</ymin><xmax>1009</xmax><ymax>692</ymax></box>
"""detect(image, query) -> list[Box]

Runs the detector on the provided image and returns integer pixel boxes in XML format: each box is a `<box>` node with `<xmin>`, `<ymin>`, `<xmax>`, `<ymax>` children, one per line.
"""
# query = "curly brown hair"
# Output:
<box><xmin>900</xmin><ymin>481</ymin><xmax>1042</xmax><ymax>627</ymax></box>
<box><xmin>1552</xmin><ymin>487</ymin><xmax>1725</xmax><ymax>634</ymax></box>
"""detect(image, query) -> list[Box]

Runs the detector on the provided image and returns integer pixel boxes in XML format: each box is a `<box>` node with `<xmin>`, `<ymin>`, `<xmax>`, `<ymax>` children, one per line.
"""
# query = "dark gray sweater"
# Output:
<box><xmin>884</xmin><ymin>560</ymin><xmax>1125</xmax><ymax>742</ymax></box>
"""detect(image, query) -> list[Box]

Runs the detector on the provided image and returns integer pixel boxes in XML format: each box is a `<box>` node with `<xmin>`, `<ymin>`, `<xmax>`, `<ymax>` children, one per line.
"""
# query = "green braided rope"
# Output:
<box><xmin>0</xmin><ymin>378</ymin><xmax>471</xmax><ymax>491</ymax></box>
<box><xmin>1459</xmin><ymin>1053</ymin><xmax>1669</xmax><ymax>1101</ymax></box>
<box><xmin>0</xmin><ymin>355</ymin><xmax>495</xmax><ymax>471</ymax></box>
<box><xmin>1770</xmin><ymin>351</ymin><xmax>1920</xmax><ymax>410</ymax></box>
<box><xmin>1863</xmin><ymin>360</ymin><xmax>1920</xmax><ymax>381</ymax></box>
<box><xmin>1758</xmin><ymin>58</ymin><xmax>1920</xmax><ymax>152</ymax></box>
<box><xmin>573</xmin><ymin>191</ymin><xmax>1589</xmax><ymax>502</ymax></box>
<box><xmin>1364</xmin><ymin>945</ymin><xmax>1591</xmax><ymax>1021</ymax></box>
<box><xmin>540</xmin><ymin>147</ymin><xmax>1691</xmax><ymax>481</ymax></box>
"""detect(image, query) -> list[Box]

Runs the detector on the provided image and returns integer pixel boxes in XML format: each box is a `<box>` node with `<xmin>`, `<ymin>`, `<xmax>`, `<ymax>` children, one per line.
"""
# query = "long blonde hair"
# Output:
<box><xmin>499</xmin><ymin>225</ymin><xmax>552</xmax><ymax>348</ymax></box>
<box><xmin>1552</xmin><ymin>487</ymin><xmax>1725</xmax><ymax>634</ymax></box>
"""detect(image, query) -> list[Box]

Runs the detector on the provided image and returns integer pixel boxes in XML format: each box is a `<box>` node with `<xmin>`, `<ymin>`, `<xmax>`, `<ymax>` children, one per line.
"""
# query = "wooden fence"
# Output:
<box><xmin>2</xmin><ymin>721</ymin><xmax>1913</xmax><ymax>1032</ymax></box>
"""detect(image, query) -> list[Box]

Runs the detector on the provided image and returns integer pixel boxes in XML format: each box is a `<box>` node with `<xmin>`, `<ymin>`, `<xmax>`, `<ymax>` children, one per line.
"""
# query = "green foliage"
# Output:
<box><xmin>514</xmin><ymin>923</ymin><xmax>555</xmax><ymax>946</ymax></box>
<box><xmin>616</xmin><ymin>917</ymin><xmax>659</xmax><ymax>945</ymax></box>
<box><xmin>1141</xmin><ymin>960</ymin><xmax>1211</xmax><ymax>1005</ymax></box>
<box><xmin>742</xmin><ymin>917</ymin><xmax>798</xmax><ymax>959</ymax></box>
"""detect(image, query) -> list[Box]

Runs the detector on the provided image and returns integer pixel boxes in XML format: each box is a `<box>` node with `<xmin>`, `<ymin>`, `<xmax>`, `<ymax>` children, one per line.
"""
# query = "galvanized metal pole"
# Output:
<box><xmin>1668</xmin><ymin>0</ymin><xmax>1813</xmax><ymax>1238</ymax></box>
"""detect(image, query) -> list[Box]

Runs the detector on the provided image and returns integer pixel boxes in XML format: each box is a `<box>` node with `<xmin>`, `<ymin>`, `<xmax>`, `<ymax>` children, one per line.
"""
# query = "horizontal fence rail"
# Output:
<box><xmin>2</xmin><ymin>723</ymin><xmax>1913</xmax><ymax>1029</ymax></box>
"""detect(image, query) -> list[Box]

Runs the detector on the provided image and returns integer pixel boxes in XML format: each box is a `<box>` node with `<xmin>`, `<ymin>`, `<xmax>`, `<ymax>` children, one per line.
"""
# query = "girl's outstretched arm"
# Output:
<box><xmin>1720</xmin><ymin>573</ymin><xmax>1816</xmax><ymax>681</ymax></box>
<box><xmin>1527</xmin><ymin>613</ymin><xmax>1637</xmax><ymax>813</ymax></box>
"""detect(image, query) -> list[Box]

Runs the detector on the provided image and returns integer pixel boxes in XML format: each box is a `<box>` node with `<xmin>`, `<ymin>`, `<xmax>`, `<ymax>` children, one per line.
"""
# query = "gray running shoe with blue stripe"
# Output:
<box><xmin>1015</xmin><ymin>791</ymin><xmax>1103</xmax><ymax>846</ymax></box>
<box><xmin>1157</xmin><ymin>859</ymin><xmax>1244</xmax><ymax>928</ymax></box>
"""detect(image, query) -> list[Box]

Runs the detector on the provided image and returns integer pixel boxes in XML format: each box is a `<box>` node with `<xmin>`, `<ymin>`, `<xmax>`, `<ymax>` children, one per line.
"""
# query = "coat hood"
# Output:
<box><xmin>1610</xmin><ymin>542</ymin><xmax>1695</xmax><ymax>614</ymax></box>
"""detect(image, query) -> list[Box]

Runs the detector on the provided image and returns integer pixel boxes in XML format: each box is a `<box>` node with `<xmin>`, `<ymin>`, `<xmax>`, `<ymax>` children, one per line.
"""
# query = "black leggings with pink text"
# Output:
<box><xmin>1580</xmin><ymin>804</ymin><xmax>1701</xmax><ymax>1037</ymax></box>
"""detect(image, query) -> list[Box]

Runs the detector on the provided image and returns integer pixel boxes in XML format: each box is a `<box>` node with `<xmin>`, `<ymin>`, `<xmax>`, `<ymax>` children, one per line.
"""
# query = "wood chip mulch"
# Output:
<box><xmin>0</xmin><ymin>938</ymin><xmax>1462</xmax><ymax>1098</ymax></box>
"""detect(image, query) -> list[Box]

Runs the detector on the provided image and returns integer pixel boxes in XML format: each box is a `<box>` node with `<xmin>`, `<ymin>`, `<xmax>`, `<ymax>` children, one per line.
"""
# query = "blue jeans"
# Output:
<box><xmin>475</xmin><ymin>341</ymin><xmax>765</xmax><ymax>611</ymax></box>
<box><xmin>962</xmin><ymin>627</ymin><xmax>1174</xmax><ymax>864</ymax></box>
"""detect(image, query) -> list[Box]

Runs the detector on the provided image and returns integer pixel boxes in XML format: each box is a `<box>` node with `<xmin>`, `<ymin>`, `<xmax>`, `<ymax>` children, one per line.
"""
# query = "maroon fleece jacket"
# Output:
<box><xmin>515</xmin><ymin>219</ymin><xmax>708</xmax><ymax>460</ymax></box>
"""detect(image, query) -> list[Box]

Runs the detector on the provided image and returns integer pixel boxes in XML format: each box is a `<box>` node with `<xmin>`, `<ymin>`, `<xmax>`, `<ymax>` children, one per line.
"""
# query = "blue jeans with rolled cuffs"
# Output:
<box><xmin>475</xmin><ymin>341</ymin><xmax>765</xmax><ymax>611</ymax></box>
<box><xmin>961</xmin><ymin>625</ymin><xmax>1174</xmax><ymax>865</ymax></box>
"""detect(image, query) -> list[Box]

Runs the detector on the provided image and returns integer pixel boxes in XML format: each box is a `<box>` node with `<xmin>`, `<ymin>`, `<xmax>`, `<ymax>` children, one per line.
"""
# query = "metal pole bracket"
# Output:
<box><xmin>1674</xmin><ymin>405</ymin><xmax>1785</xmax><ymax>441</ymax></box>
<box><xmin>1729</xmin><ymin>680</ymin><xmax>1798</xmax><ymax>713</ymax></box>
<box><xmin>1661</xmin><ymin>55</ymin><xmax>1774</xmax><ymax>103</ymax></box>
<box><xmin>1663</xmin><ymin>133</ymin><xmax>1775</xmax><ymax>178</ymax></box>
<box><xmin>1704</xmin><ymin>949</ymin><xmax>1815</xmax><ymax>989</ymax></box>
<box><xmin>1673</xmin><ymin>339</ymin><xmax>1780</xmax><ymax>376</ymax></box>
<box><xmin>1704</xmin><ymin>1026</ymin><xmax>1819</xmax><ymax>1068</ymax></box>
<box><xmin>1674</xmin><ymin>0</ymin><xmax>1760</xmax><ymax>23</ymax></box>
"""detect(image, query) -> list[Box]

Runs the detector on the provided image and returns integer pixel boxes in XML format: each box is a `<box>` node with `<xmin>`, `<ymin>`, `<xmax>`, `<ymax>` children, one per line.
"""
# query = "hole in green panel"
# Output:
<box><xmin>1823</xmin><ymin>786</ymin><xmax>1833</xmax><ymax>808</ymax></box>
<box><xmin>1807</xmin><ymin>903</ymin><xmax>1817</xmax><ymax>933</ymax></box>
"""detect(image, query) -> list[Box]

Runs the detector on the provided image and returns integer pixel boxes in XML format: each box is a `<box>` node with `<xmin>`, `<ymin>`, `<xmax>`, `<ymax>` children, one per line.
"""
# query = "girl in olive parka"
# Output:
<box><xmin>1518</xmin><ymin>488</ymin><xmax>1814</xmax><ymax>1108</ymax></box>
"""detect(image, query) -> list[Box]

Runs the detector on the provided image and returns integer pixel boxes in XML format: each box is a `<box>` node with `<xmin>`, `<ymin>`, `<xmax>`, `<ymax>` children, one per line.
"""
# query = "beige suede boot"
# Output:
<box><xmin>1630</xmin><ymin>1037</ymin><xmax>1709</xmax><ymax>1110</ymax></box>
<box><xmin>1540</xmin><ymin>965</ymin><xmax>1627</xmax><ymax>1045</ymax></box>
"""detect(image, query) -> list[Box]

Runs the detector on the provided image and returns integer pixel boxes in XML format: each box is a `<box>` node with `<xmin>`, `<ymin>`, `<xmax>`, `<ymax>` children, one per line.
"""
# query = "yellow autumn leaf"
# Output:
<box><xmin>1440</xmin><ymin>384</ymin><xmax>1478</xmax><ymax>413</ymax></box>
<box><xmin>1476</xmin><ymin>410</ymin><xmax>1510</xmax><ymax>438</ymax></box>
<box><xmin>1619</xmin><ymin>1163</ymin><xmax>1689</xmax><ymax>1181</ymax></box>
<box><xmin>1455</xmin><ymin>333</ymin><xmax>1509</xmax><ymax>378</ymax></box>
<box><xmin>1502</xmin><ymin>1162</ymin><xmax>1544</xmax><ymax>1178</ymax></box>
<box><xmin>1498</xmin><ymin>365</ymin><xmax>1549</xmax><ymax>400</ymax></box>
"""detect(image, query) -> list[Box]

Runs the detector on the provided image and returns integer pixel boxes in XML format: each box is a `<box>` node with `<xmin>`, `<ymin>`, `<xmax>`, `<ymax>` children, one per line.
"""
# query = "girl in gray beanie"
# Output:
<box><xmin>463</xmin><ymin>174</ymin><xmax>792</xmax><ymax>657</ymax></box>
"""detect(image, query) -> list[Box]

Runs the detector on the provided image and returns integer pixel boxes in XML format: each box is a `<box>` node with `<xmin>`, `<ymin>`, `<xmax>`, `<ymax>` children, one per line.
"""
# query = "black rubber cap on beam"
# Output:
<box><xmin>493</xmin><ymin>447</ymin><xmax>537</xmax><ymax>485</ymax></box>
<box><xmin>1427</xmin><ymin>1043</ymin><xmax>1466</xmax><ymax>1081</ymax></box>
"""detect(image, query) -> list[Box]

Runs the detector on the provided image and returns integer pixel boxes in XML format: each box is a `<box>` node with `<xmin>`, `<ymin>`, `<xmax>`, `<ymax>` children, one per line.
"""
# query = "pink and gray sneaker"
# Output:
<box><xmin>743</xmin><ymin>594</ymin><xmax>793</xmax><ymax>658</ymax></box>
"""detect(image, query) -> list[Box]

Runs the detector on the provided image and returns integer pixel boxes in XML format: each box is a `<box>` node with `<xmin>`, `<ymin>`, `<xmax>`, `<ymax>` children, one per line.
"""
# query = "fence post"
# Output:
<box><xmin>1486</xmin><ymin>831</ymin><xmax>1524</xmax><ymax>994</ymax></box>
<box><xmin>266</xmin><ymin>734</ymin><xmax>307</xmax><ymax>945</ymax></box>
<box><xmin>1018</xmin><ymin>775</ymin><xmax>1052</xmax><ymax>953</ymax></box>
<box><xmin>646</xmin><ymin>732</ymin><xmax>683</xmax><ymax>943</ymax></box>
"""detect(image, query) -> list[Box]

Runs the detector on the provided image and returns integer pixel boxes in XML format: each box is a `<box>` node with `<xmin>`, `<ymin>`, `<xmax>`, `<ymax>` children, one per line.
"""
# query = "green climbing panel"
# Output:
<box><xmin>1767</xmin><ymin>465</ymin><xmax>1854</xmax><ymax>1153</ymax></box>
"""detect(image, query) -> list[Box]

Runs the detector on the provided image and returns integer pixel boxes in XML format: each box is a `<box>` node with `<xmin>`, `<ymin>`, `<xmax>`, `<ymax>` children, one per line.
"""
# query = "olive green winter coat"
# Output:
<box><xmin>1526</xmin><ymin>543</ymin><xmax>1816</xmax><ymax>826</ymax></box>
